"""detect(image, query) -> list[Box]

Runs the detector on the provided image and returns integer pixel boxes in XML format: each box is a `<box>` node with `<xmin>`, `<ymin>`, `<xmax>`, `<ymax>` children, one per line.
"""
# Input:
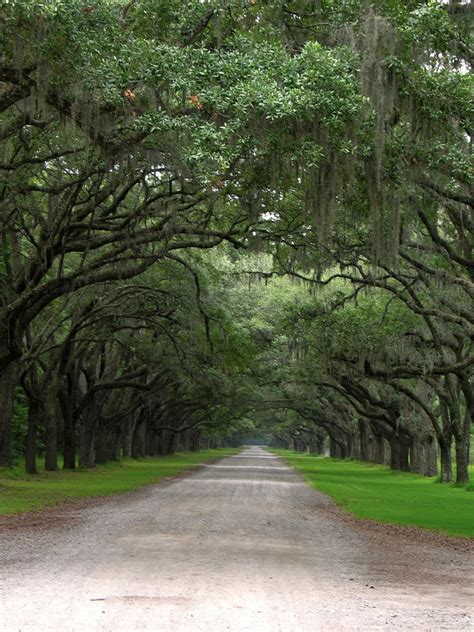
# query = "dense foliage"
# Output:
<box><xmin>0</xmin><ymin>1</ymin><xmax>471</xmax><ymax>483</ymax></box>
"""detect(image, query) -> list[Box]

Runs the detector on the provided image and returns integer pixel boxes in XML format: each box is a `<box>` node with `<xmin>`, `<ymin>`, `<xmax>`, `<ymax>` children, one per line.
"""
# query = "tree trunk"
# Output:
<box><xmin>166</xmin><ymin>431</ymin><xmax>178</xmax><ymax>455</ymax></box>
<box><xmin>425</xmin><ymin>436</ymin><xmax>438</xmax><ymax>477</ymax></box>
<box><xmin>439</xmin><ymin>437</ymin><xmax>453</xmax><ymax>482</ymax></box>
<box><xmin>63</xmin><ymin>425</ymin><xmax>76</xmax><ymax>469</ymax></box>
<box><xmin>122</xmin><ymin>429</ymin><xmax>132</xmax><ymax>458</ymax></box>
<box><xmin>410</xmin><ymin>436</ymin><xmax>424</xmax><ymax>474</ymax></box>
<box><xmin>358</xmin><ymin>419</ymin><xmax>369</xmax><ymax>461</ymax></box>
<box><xmin>310</xmin><ymin>432</ymin><xmax>325</xmax><ymax>455</ymax></box>
<box><xmin>401</xmin><ymin>443</ymin><xmax>409</xmax><ymax>471</ymax></box>
<box><xmin>95</xmin><ymin>422</ymin><xmax>113</xmax><ymax>464</ymax></box>
<box><xmin>61</xmin><ymin>398</ymin><xmax>76</xmax><ymax>470</ymax></box>
<box><xmin>389</xmin><ymin>438</ymin><xmax>400</xmax><ymax>470</ymax></box>
<box><xmin>373</xmin><ymin>432</ymin><xmax>385</xmax><ymax>464</ymax></box>
<box><xmin>454</xmin><ymin>433</ymin><xmax>469</xmax><ymax>484</ymax></box>
<box><xmin>179</xmin><ymin>430</ymin><xmax>190</xmax><ymax>452</ymax></box>
<box><xmin>454</xmin><ymin>378</ymin><xmax>472</xmax><ymax>484</ymax></box>
<box><xmin>132</xmin><ymin>419</ymin><xmax>146</xmax><ymax>458</ymax></box>
<box><xmin>389</xmin><ymin>437</ymin><xmax>409</xmax><ymax>471</ymax></box>
<box><xmin>144</xmin><ymin>421</ymin><xmax>155</xmax><ymax>456</ymax></box>
<box><xmin>411</xmin><ymin>435</ymin><xmax>438</xmax><ymax>477</ymax></box>
<box><xmin>190</xmin><ymin>430</ymin><xmax>200</xmax><ymax>452</ymax></box>
<box><xmin>329</xmin><ymin>437</ymin><xmax>344</xmax><ymax>458</ymax></box>
<box><xmin>345</xmin><ymin>433</ymin><xmax>353</xmax><ymax>458</ymax></box>
<box><xmin>0</xmin><ymin>362</ymin><xmax>19</xmax><ymax>468</ymax></box>
<box><xmin>79</xmin><ymin>407</ymin><xmax>96</xmax><ymax>468</ymax></box>
<box><xmin>43</xmin><ymin>386</ymin><xmax>58</xmax><ymax>471</ymax></box>
<box><xmin>121</xmin><ymin>414</ymin><xmax>137</xmax><ymax>459</ymax></box>
<box><xmin>113</xmin><ymin>425</ymin><xmax>121</xmax><ymax>461</ymax></box>
<box><xmin>58</xmin><ymin>374</ymin><xmax>78</xmax><ymax>470</ymax></box>
<box><xmin>294</xmin><ymin>438</ymin><xmax>304</xmax><ymax>452</ymax></box>
<box><xmin>25</xmin><ymin>398</ymin><xmax>39</xmax><ymax>475</ymax></box>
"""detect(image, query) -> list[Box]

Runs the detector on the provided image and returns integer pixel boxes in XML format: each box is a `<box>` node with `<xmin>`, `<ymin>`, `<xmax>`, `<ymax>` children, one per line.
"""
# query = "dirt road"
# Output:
<box><xmin>0</xmin><ymin>447</ymin><xmax>472</xmax><ymax>631</ymax></box>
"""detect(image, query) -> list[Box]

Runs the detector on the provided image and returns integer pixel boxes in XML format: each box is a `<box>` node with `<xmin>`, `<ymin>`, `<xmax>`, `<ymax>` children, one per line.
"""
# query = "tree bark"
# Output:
<box><xmin>454</xmin><ymin>433</ymin><xmax>469</xmax><ymax>484</ymax></box>
<box><xmin>389</xmin><ymin>437</ymin><xmax>400</xmax><ymax>470</ymax></box>
<box><xmin>60</xmin><ymin>390</ymin><xmax>76</xmax><ymax>470</ymax></box>
<box><xmin>132</xmin><ymin>418</ymin><xmax>146</xmax><ymax>458</ymax></box>
<box><xmin>112</xmin><ymin>425</ymin><xmax>121</xmax><ymax>461</ymax></box>
<box><xmin>0</xmin><ymin>362</ymin><xmax>19</xmax><ymax>468</ymax></box>
<box><xmin>425</xmin><ymin>435</ymin><xmax>438</xmax><ymax>477</ymax></box>
<box><xmin>165</xmin><ymin>431</ymin><xmax>178</xmax><ymax>455</ymax></box>
<box><xmin>95</xmin><ymin>422</ymin><xmax>110</xmax><ymax>464</ymax></box>
<box><xmin>329</xmin><ymin>436</ymin><xmax>345</xmax><ymax>458</ymax></box>
<box><xmin>121</xmin><ymin>413</ymin><xmax>137</xmax><ymax>459</ymax></box>
<box><xmin>144</xmin><ymin>421</ymin><xmax>155</xmax><ymax>456</ymax></box>
<box><xmin>79</xmin><ymin>404</ymin><xmax>97</xmax><ymax>468</ymax></box>
<box><xmin>25</xmin><ymin>397</ymin><xmax>39</xmax><ymax>474</ymax></box>
<box><xmin>179</xmin><ymin>429</ymin><xmax>190</xmax><ymax>452</ymax></box>
<box><xmin>409</xmin><ymin>436</ymin><xmax>424</xmax><ymax>474</ymax></box>
<box><xmin>190</xmin><ymin>429</ymin><xmax>200</xmax><ymax>452</ymax></box>
<box><xmin>411</xmin><ymin>435</ymin><xmax>438</xmax><ymax>477</ymax></box>
<box><xmin>58</xmin><ymin>375</ymin><xmax>77</xmax><ymax>470</ymax></box>
<box><xmin>345</xmin><ymin>432</ymin><xmax>353</xmax><ymax>458</ymax></box>
<box><xmin>43</xmin><ymin>385</ymin><xmax>58</xmax><ymax>471</ymax></box>
<box><xmin>439</xmin><ymin>436</ymin><xmax>453</xmax><ymax>482</ymax></box>
<box><xmin>63</xmin><ymin>419</ymin><xmax>76</xmax><ymax>468</ymax></box>
<box><xmin>372</xmin><ymin>432</ymin><xmax>385</xmax><ymax>464</ymax></box>
<box><xmin>358</xmin><ymin>419</ymin><xmax>369</xmax><ymax>461</ymax></box>
<box><xmin>389</xmin><ymin>437</ymin><xmax>410</xmax><ymax>471</ymax></box>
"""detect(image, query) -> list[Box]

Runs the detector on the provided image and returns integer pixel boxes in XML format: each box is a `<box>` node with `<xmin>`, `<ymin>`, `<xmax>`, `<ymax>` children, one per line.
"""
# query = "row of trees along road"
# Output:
<box><xmin>0</xmin><ymin>1</ymin><xmax>472</xmax><ymax>482</ymax></box>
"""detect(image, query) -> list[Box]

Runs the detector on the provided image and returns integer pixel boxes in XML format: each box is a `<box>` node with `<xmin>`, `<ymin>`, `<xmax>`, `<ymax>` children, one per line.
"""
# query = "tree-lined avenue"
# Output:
<box><xmin>0</xmin><ymin>447</ymin><xmax>472</xmax><ymax>631</ymax></box>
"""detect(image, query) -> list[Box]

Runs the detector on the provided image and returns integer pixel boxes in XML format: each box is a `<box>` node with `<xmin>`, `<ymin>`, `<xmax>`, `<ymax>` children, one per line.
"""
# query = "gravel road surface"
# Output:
<box><xmin>0</xmin><ymin>446</ymin><xmax>473</xmax><ymax>631</ymax></box>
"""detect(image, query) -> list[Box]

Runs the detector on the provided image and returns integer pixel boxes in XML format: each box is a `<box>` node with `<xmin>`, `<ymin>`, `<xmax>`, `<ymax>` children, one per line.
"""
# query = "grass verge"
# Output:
<box><xmin>271</xmin><ymin>450</ymin><xmax>474</xmax><ymax>539</ymax></box>
<box><xmin>0</xmin><ymin>449</ymin><xmax>240</xmax><ymax>515</ymax></box>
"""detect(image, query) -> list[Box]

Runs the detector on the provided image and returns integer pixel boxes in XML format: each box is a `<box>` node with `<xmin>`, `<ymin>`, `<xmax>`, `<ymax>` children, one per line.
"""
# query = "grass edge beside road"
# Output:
<box><xmin>0</xmin><ymin>449</ymin><xmax>240</xmax><ymax>515</ymax></box>
<box><xmin>270</xmin><ymin>449</ymin><xmax>474</xmax><ymax>539</ymax></box>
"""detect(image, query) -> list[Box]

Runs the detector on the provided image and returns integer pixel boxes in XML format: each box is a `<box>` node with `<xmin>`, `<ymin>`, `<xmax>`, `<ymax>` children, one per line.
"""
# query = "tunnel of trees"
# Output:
<box><xmin>0</xmin><ymin>1</ymin><xmax>472</xmax><ymax>483</ymax></box>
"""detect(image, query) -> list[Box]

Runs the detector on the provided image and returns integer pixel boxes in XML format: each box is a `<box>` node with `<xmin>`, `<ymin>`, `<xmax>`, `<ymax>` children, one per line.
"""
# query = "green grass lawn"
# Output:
<box><xmin>0</xmin><ymin>449</ymin><xmax>239</xmax><ymax>515</ymax></box>
<box><xmin>272</xmin><ymin>450</ymin><xmax>474</xmax><ymax>539</ymax></box>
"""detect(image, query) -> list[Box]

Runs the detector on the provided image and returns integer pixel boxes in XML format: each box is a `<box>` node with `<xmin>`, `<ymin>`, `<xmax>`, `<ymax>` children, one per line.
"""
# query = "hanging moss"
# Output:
<box><xmin>360</xmin><ymin>8</ymin><xmax>402</xmax><ymax>265</ymax></box>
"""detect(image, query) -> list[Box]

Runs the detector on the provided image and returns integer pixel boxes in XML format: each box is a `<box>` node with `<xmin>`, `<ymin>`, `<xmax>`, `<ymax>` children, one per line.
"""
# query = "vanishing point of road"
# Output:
<box><xmin>0</xmin><ymin>447</ymin><xmax>472</xmax><ymax>631</ymax></box>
